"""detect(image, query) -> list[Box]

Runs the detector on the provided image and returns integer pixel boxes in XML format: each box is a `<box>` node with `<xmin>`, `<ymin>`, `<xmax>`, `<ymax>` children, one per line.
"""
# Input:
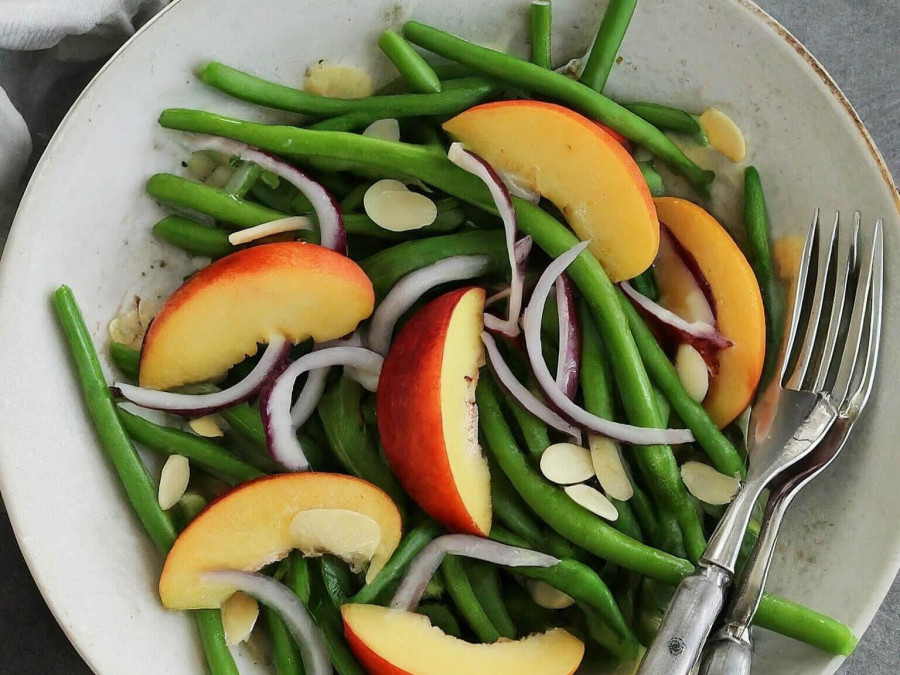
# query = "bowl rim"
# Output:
<box><xmin>2</xmin><ymin>0</ymin><xmax>898</xmax><ymax>672</ymax></box>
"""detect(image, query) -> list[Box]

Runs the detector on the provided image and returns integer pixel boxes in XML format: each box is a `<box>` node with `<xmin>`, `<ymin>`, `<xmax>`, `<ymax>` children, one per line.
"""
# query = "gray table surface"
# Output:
<box><xmin>0</xmin><ymin>0</ymin><xmax>897</xmax><ymax>672</ymax></box>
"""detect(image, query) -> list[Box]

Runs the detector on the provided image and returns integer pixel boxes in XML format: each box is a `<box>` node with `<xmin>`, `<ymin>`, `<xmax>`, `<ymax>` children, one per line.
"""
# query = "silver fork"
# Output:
<box><xmin>636</xmin><ymin>211</ymin><xmax>883</xmax><ymax>675</ymax></box>
<box><xmin>698</xmin><ymin>213</ymin><xmax>884</xmax><ymax>675</ymax></box>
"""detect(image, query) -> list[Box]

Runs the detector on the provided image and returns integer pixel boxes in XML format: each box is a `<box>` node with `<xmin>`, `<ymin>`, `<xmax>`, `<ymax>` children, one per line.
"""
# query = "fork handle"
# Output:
<box><xmin>636</xmin><ymin>564</ymin><xmax>731</xmax><ymax>675</ymax></box>
<box><xmin>698</xmin><ymin>630</ymin><xmax>753</xmax><ymax>675</ymax></box>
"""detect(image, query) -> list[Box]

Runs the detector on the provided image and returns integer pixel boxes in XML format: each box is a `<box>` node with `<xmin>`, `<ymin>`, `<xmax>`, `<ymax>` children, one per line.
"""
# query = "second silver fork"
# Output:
<box><xmin>636</xmin><ymin>210</ymin><xmax>883</xmax><ymax>675</ymax></box>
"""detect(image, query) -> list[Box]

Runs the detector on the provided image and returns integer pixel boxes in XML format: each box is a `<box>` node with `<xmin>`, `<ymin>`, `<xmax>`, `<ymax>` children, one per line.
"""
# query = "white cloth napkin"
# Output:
<box><xmin>0</xmin><ymin>0</ymin><xmax>168</xmax><ymax>235</ymax></box>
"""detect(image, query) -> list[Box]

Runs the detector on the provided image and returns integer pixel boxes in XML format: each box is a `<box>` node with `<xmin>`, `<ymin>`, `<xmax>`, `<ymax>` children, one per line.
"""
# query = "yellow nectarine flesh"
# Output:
<box><xmin>159</xmin><ymin>473</ymin><xmax>401</xmax><ymax>609</ymax></box>
<box><xmin>443</xmin><ymin>100</ymin><xmax>659</xmax><ymax>281</ymax></box>
<box><xmin>377</xmin><ymin>287</ymin><xmax>491</xmax><ymax>535</ymax></box>
<box><xmin>653</xmin><ymin>198</ymin><xmax>765</xmax><ymax>427</ymax></box>
<box><xmin>139</xmin><ymin>242</ymin><xmax>374</xmax><ymax>390</ymax></box>
<box><xmin>342</xmin><ymin>604</ymin><xmax>585</xmax><ymax>675</ymax></box>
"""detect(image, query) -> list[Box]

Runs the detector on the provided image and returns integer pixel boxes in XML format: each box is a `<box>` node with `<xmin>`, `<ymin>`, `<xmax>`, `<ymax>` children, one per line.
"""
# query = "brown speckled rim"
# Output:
<box><xmin>738</xmin><ymin>0</ymin><xmax>900</xmax><ymax>212</ymax></box>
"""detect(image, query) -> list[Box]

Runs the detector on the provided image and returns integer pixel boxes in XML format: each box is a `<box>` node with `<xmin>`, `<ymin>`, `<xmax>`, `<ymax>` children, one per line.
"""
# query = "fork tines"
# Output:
<box><xmin>779</xmin><ymin>210</ymin><xmax>883</xmax><ymax>413</ymax></box>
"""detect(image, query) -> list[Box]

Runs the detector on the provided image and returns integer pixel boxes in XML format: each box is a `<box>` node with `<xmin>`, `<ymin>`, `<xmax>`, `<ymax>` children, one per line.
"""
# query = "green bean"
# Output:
<box><xmin>422</xmin><ymin>574</ymin><xmax>447</xmax><ymax>601</ymax></box>
<box><xmin>379</xmin><ymin>30</ymin><xmax>442</xmax><ymax>94</ymax></box>
<box><xmin>172</xmin><ymin>492</ymin><xmax>208</xmax><ymax>530</ymax></box>
<box><xmin>637</xmin><ymin>159</ymin><xmax>665</xmax><ymax>197</ymax></box>
<box><xmin>656</xmin><ymin>509</ymin><xmax>688</xmax><ymax>559</ymax></box>
<box><xmin>744</xmin><ymin>166</ymin><xmax>785</xmax><ymax>386</ymax></box>
<box><xmin>147</xmin><ymin>173</ymin><xmax>285</xmax><ymax>228</ymax></box>
<box><xmin>263</xmin><ymin>606</ymin><xmax>304</xmax><ymax>675</ymax></box>
<box><xmin>579</xmin><ymin>301</ymin><xmax>705</xmax><ymax>561</ymax></box>
<box><xmin>109</xmin><ymin>341</ymin><xmax>140</xmax><ymax>381</ymax></box>
<box><xmin>479</xmin><ymin>379</ymin><xmax>691</xmax><ymax>585</ymax></box>
<box><xmin>400</xmin><ymin>22</ymin><xmax>714</xmax><ymax>190</ymax></box>
<box><xmin>225</xmin><ymin>161</ymin><xmax>263</xmax><ymax>198</ymax></box>
<box><xmin>339</xmin><ymin>183</ymin><xmax>370</xmax><ymax>212</ymax></box>
<box><xmin>219</xmin><ymin>403</ymin><xmax>267</xmax><ymax>449</ymax></box>
<box><xmin>117</xmin><ymin>408</ymin><xmax>265</xmax><ymax>482</ymax></box>
<box><xmin>250</xmin><ymin>178</ymin><xmax>310</xmax><ymax>213</ymax></box>
<box><xmin>579</xmin><ymin>0</ymin><xmax>637</xmax><ymax>92</ymax></box>
<box><xmin>630</xmin><ymin>266</ymin><xmax>659</xmax><ymax>302</ymax></box>
<box><xmin>307</xmin><ymin>566</ymin><xmax>368</xmax><ymax>675</ymax></box>
<box><xmin>616</xmin><ymin>290</ymin><xmax>746</xmax><ymax>477</ymax></box>
<box><xmin>317</xmin><ymin>377</ymin><xmax>408</xmax><ymax>507</ymax></box>
<box><xmin>489</xmin><ymin>462</ymin><xmax>547</xmax><ymax>546</ymax></box>
<box><xmin>320</xmin><ymin>555</ymin><xmax>360</xmax><ymax>608</ymax></box>
<box><xmin>288</xmin><ymin>554</ymin><xmax>313</xmax><ymax>605</ymax></box>
<box><xmin>501</xmin><ymin>582</ymin><xmax>557</xmax><ymax>635</ymax></box>
<box><xmin>465</xmin><ymin>560</ymin><xmax>516</xmax><ymax>639</ymax></box>
<box><xmin>491</xmin><ymin>529</ymin><xmax>635</xmax><ymax>645</ymax></box>
<box><xmin>416</xmin><ymin>603</ymin><xmax>463</xmax><ymax>637</ymax></box>
<box><xmin>55</xmin><ymin>286</ymin><xmax>178</xmax><ymax>550</ymax></box>
<box><xmin>628</xmin><ymin>482</ymin><xmax>660</xmax><ymax>544</ymax></box>
<box><xmin>361</xmin><ymin>230</ymin><xmax>508</xmax><ymax>301</ymax></box>
<box><xmin>610</xmin><ymin>498</ymin><xmax>643</xmax><ymax>543</ymax></box>
<box><xmin>376</xmin><ymin>63</ymin><xmax>476</xmax><ymax>95</ymax></box>
<box><xmin>530</xmin><ymin>1</ymin><xmax>553</xmax><ymax>69</ymax></box>
<box><xmin>576</xmin><ymin>604</ymin><xmax>642</xmax><ymax>663</ymax></box>
<box><xmin>441</xmin><ymin>556</ymin><xmax>501</xmax><ymax>643</ymax></box>
<box><xmin>200</xmin><ymin>62</ymin><xmax>496</xmax><ymax>117</ymax></box>
<box><xmin>755</xmin><ymin>594</ymin><xmax>857</xmax><ymax>656</ymax></box>
<box><xmin>153</xmin><ymin>215</ymin><xmax>234</xmax><ymax>258</ymax></box>
<box><xmin>350</xmin><ymin>519</ymin><xmax>443</xmax><ymax>605</ymax></box>
<box><xmin>54</xmin><ymin>287</ymin><xmax>236</xmax><ymax>674</ymax></box>
<box><xmin>622</xmin><ymin>102</ymin><xmax>705</xmax><ymax>142</ymax></box>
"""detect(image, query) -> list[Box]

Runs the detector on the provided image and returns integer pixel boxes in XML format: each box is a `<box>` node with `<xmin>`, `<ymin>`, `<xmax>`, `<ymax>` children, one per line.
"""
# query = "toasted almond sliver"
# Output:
<box><xmin>305</xmin><ymin>61</ymin><xmax>373</xmax><ymax>99</ymax></box>
<box><xmin>362</xmin><ymin>118</ymin><xmax>401</xmax><ymax>142</ymax></box>
<box><xmin>364</xmin><ymin>179</ymin><xmax>437</xmax><ymax>232</ymax></box>
<box><xmin>675</xmin><ymin>343</ymin><xmax>710</xmax><ymax>403</ymax></box>
<box><xmin>564</xmin><ymin>484</ymin><xmax>619</xmax><ymax>521</ymax></box>
<box><xmin>228</xmin><ymin>216</ymin><xmax>314</xmax><ymax>246</ymax></box>
<box><xmin>221</xmin><ymin>592</ymin><xmax>260</xmax><ymax>646</ymax></box>
<box><xmin>158</xmin><ymin>455</ymin><xmax>190</xmax><ymax>510</ymax></box>
<box><xmin>290</xmin><ymin>508</ymin><xmax>381</xmax><ymax>575</ymax></box>
<box><xmin>700</xmin><ymin>108</ymin><xmax>747</xmax><ymax>163</ymax></box>
<box><xmin>188</xmin><ymin>415</ymin><xmax>225</xmax><ymax>438</ymax></box>
<box><xmin>540</xmin><ymin>442</ymin><xmax>595</xmax><ymax>485</ymax></box>
<box><xmin>589</xmin><ymin>435</ymin><xmax>633</xmax><ymax>501</ymax></box>
<box><xmin>681</xmin><ymin>461</ymin><xmax>741</xmax><ymax>505</ymax></box>
<box><xmin>528</xmin><ymin>580</ymin><xmax>575</xmax><ymax>609</ymax></box>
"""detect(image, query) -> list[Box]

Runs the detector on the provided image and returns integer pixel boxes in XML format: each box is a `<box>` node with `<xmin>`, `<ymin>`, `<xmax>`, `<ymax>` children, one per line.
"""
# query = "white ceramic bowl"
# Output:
<box><xmin>0</xmin><ymin>0</ymin><xmax>897</xmax><ymax>673</ymax></box>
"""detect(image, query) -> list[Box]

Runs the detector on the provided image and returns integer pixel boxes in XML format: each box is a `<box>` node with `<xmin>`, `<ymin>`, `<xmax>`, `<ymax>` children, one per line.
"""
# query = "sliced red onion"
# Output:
<box><xmin>485</xmin><ymin>286</ymin><xmax>511</xmax><ymax>307</ymax></box>
<box><xmin>481</xmin><ymin>331</ymin><xmax>582</xmax><ymax>443</ymax></box>
<box><xmin>204</xmin><ymin>570</ymin><xmax>332</xmax><ymax>675</ymax></box>
<box><xmin>619</xmin><ymin>281</ymin><xmax>732</xmax><ymax>350</ymax></box>
<box><xmin>390</xmin><ymin>534</ymin><xmax>558</xmax><ymax>612</ymax></box>
<box><xmin>290</xmin><ymin>366</ymin><xmax>330</xmax><ymax>427</ymax></box>
<box><xmin>262</xmin><ymin>347</ymin><xmax>384</xmax><ymax>470</ymax></box>
<box><xmin>193</xmin><ymin>136</ymin><xmax>346</xmax><ymax>254</ymax></box>
<box><xmin>554</xmin><ymin>274</ymin><xmax>580</xmax><ymax>400</ymax></box>
<box><xmin>448</xmin><ymin>143</ymin><xmax>523</xmax><ymax>338</ymax></box>
<box><xmin>367</xmin><ymin>255</ymin><xmax>492</xmax><ymax>355</ymax></box>
<box><xmin>496</xmin><ymin>168</ymin><xmax>541</xmax><ymax>205</ymax></box>
<box><xmin>114</xmin><ymin>337</ymin><xmax>289</xmax><ymax>416</ymax></box>
<box><xmin>522</xmin><ymin>242</ymin><xmax>695</xmax><ymax>445</ymax></box>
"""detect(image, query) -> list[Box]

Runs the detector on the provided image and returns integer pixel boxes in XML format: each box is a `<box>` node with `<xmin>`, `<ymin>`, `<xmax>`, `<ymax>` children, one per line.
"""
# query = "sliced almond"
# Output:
<box><xmin>364</xmin><ymin>179</ymin><xmax>437</xmax><ymax>232</ymax></box>
<box><xmin>188</xmin><ymin>415</ymin><xmax>225</xmax><ymax>438</ymax></box>
<box><xmin>564</xmin><ymin>484</ymin><xmax>619</xmax><ymax>521</ymax></box>
<box><xmin>496</xmin><ymin>169</ymin><xmax>540</xmax><ymax>204</ymax></box>
<box><xmin>362</xmin><ymin>118</ymin><xmax>401</xmax><ymax>142</ymax></box>
<box><xmin>228</xmin><ymin>216</ymin><xmax>314</xmax><ymax>246</ymax></box>
<box><xmin>675</xmin><ymin>344</ymin><xmax>709</xmax><ymax>403</ymax></box>
<box><xmin>289</xmin><ymin>508</ymin><xmax>381</xmax><ymax>574</ymax></box>
<box><xmin>681</xmin><ymin>461</ymin><xmax>741</xmax><ymax>505</ymax></box>
<box><xmin>108</xmin><ymin>296</ymin><xmax>155</xmax><ymax>350</ymax></box>
<box><xmin>158</xmin><ymin>455</ymin><xmax>190</xmax><ymax>510</ymax></box>
<box><xmin>305</xmin><ymin>61</ymin><xmax>373</xmax><ymax>99</ymax></box>
<box><xmin>205</xmin><ymin>163</ymin><xmax>236</xmax><ymax>189</ymax></box>
<box><xmin>221</xmin><ymin>592</ymin><xmax>260</xmax><ymax>646</ymax></box>
<box><xmin>699</xmin><ymin>108</ymin><xmax>746</xmax><ymax>163</ymax></box>
<box><xmin>539</xmin><ymin>442</ymin><xmax>595</xmax><ymax>485</ymax></box>
<box><xmin>186</xmin><ymin>151</ymin><xmax>219</xmax><ymax>181</ymax></box>
<box><xmin>527</xmin><ymin>580</ymin><xmax>575</xmax><ymax>609</ymax></box>
<box><xmin>589</xmin><ymin>435</ymin><xmax>633</xmax><ymax>501</ymax></box>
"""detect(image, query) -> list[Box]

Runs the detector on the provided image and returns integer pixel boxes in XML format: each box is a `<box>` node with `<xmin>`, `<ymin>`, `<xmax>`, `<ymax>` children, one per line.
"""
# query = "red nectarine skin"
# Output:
<box><xmin>376</xmin><ymin>287</ymin><xmax>488</xmax><ymax>536</ymax></box>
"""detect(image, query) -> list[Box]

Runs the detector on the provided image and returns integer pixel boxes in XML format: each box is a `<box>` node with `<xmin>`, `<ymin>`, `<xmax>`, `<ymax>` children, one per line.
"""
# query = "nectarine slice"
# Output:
<box><xmin>342</xmin><ymin>604</ymin><xmax>585</xmax><ymax>675</ymax></box>
<box><xmin>139</xmin><ymin>242</ymin><xmax>374</xmax><ymax>390</ymax></box>
<box><xmin>159</xmin><ymin>473</ymin><xmax>401</xmax><ymax>609</ymax></box>
<box><xmin>653</xmin><ymin>198</ymin><xmax>765</xmax><ymax>427</ymax></box>
<box><xmin>377</xmin><ymin>287</ymin><xmax>491</xmax><ymax>535</ymax></box>
<box><xmin>443</xmin><ymin>101</ymin><xmax>659</xmax><ymax>281</ymax></box>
